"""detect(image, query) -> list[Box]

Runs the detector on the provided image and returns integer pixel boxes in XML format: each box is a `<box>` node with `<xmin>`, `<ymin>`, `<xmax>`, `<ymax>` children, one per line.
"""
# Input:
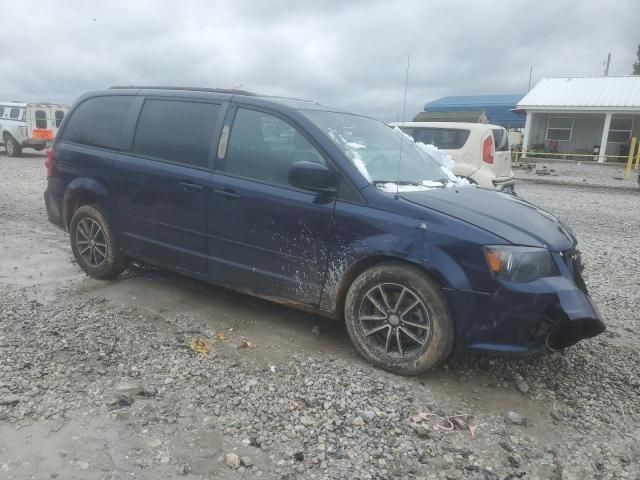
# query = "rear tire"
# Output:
<box><xmin>69</xmin><ymin>205</ymin><xmax>126</xmax><ymax>280</ymax></box>
<box><xmin>5</xmin><ymin>135</ymin><xmax>22</xmax><ymax>157</ymax></box>
<box><xmin>344</xmin><ymin>262</ymin><xmax>454</xmax><ymax>375</ymax></box>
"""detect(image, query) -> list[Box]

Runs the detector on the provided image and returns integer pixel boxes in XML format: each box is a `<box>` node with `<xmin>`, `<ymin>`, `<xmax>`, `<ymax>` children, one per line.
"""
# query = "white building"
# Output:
<box><xmin>517</xmin><ymin>76</ymin><xmax>640</xmax><ymax>161</ymax></box>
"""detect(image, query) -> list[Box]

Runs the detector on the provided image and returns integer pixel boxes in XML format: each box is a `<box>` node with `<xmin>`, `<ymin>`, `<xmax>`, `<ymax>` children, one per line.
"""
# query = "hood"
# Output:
<box><xmin>401</xmin><ymin>187</ymin><xmax>575</xmax><ymax>251</ymax></box>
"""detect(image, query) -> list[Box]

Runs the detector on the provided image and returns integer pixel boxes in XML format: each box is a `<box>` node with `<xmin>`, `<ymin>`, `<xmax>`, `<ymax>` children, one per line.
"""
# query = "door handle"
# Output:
<box><xmin>213</xmin><ymin>188</ymin><xmax>240</xmax><ymax>200</ymax></box>
<box><xmin>179</xmin><ymin>181</ymin><xmax>204</xmax><ymax>192</ymax></box>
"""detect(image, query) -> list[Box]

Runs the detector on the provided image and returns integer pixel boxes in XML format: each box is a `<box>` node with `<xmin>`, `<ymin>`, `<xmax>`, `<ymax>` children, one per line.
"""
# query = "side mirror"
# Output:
<box><xmin>288</xmin><ymin>161</ymin><xmax>338</xmax><ymax>193</ymax></box>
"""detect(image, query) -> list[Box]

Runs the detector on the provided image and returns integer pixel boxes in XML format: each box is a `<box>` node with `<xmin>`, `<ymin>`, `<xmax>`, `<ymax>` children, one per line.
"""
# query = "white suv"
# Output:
<box><xmin>390</xmin><ymin>121</ymin><xmax>515</xmax><ymax>192</ymax></box>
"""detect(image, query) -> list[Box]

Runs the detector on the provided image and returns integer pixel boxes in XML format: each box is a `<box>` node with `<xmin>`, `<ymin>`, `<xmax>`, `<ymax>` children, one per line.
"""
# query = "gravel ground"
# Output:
<box><xmin>1</xmin><ymin>154</ymin><xmax>639</xmax><ymax>479</ymax></box>
<box><xmin>515</xmin><ymin>159</ymin><xmax>640</xmax><ymax>190</ymax></box>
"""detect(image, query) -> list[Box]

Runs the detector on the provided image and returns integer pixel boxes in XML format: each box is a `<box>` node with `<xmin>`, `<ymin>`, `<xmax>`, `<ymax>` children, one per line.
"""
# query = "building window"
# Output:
<box><xmin>607</xmin><ymin>118</ymin><xmax>633</xmax><ymax>143</ymax></box>
<box><xmin>546</xmin><ymin>117</ymin><xmax>574</xmax><ymax>141</ymax></box>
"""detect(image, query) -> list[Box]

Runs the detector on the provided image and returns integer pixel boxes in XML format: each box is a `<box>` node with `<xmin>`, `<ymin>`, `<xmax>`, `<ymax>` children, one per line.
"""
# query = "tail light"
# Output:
<box><xmin>482</xmin><ymin>136</ymin><xmax>494</xmax><ymax>164</ymax></box>
<box><xmin>45</xmin><ymin>148</ymin><xmax>55</xmax><ymax>177</ymax></box>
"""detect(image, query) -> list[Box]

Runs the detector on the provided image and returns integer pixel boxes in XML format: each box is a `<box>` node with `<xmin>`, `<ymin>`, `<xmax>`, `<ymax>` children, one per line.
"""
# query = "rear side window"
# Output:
<box><xmin>411</xmin><ymin>127</ymin><xmax>470</xmax><ymax>149</ymax></box>
<box><xmin>492</xmin><ymin>128</ymin><xmax>509</xmax><ymax>151</ymax></box>
<box><xmin>63</xmin><ymin>96</ymin><xmax>136</xmax><ymax>150</ymax></box>
<box><xmin>10</xmin><ymin>108</ymin><xmax>21</xmax><ymax>119</ymax></box>
<box><xmin>132</xmin><ymin>100</ymin><xmax>220</xmax><ymax>168</ymax></box>
<box><xmin>35</xmin><ymin>110</ymin><xmax>47</xmax><ymax>129</ymax></box>
<box><xmin>55</xmin><ymin>110</ymin><xmax>65</xmax><ymax>127</ymax></box>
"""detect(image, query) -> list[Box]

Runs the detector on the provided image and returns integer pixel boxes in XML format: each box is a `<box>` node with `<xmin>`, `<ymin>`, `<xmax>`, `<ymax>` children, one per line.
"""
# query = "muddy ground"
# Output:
<box><xmin>0</xmin><ymin>152</ymin><xmax>639</xmax><ymax>479</ymax></box>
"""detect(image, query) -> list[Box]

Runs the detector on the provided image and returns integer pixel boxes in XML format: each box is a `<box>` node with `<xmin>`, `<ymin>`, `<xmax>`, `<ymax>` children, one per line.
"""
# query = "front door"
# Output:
<box><xmin>207</xmin><ymin>107</ymin><xmax>336</xmax><ymax>305</ymax></box>
<box><xmin>113</xmin><ymin>98</ymin><xmax>224</xmax><ymax>275</ymax></box>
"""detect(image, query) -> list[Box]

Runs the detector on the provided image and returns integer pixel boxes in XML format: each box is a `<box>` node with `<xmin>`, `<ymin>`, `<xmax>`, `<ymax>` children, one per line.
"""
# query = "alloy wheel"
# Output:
<box><xmin>358</xmin><ymin>283</ymin><xmax>432</xmax><ymax>358</ymax></box>
<box><xmin>75</xmin><ymin>218</ymin><xmax>107</xmax><ymax>267</ymax></box>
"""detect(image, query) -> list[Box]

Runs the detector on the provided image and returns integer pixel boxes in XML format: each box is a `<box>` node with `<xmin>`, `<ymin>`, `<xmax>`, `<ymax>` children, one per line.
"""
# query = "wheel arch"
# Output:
<box><xmin>330</xmin><ymin>254</ymin><xmax>453</xmax><ymax>321</ymax></box>
<box><xmin>63</xmin><ymin>178</ymin><xmax>119</xmax><ymax>231</ymax></box>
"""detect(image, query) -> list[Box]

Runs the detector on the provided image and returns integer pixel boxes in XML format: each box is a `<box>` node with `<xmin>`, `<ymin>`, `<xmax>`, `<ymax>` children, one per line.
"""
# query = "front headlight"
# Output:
<box><xmin>483</xmin><ymin>246</ymin><xmax>557</xmax><ymax>283</ymax></box>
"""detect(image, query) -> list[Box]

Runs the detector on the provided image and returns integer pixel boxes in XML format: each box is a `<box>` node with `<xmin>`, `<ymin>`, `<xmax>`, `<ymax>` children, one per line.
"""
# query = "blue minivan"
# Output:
<box><xmin>44</xmin><ymin>87</ymin><xmax>604</xmax><ymax>374</ymax></box>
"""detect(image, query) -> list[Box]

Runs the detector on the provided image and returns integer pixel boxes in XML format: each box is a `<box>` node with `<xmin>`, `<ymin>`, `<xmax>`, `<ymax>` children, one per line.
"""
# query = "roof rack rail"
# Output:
<box><xmin>109</xmin><ymin>85</ymin><xmax>256</xmax><ymax>96</ymax></box>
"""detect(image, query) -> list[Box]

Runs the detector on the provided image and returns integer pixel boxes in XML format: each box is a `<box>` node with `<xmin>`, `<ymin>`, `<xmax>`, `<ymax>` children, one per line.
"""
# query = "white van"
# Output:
<box><xmin>0</xmin><ymin>102</ymin><xmax>69</xmax><ymax>156</ymax></box>
<box><xmin>390</xmin><ymin>121</ymin><xmax>515</xmax><ymax>192</ymax></box>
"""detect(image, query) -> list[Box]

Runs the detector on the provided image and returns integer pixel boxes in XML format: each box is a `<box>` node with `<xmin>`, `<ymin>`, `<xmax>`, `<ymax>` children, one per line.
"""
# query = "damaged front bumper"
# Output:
<box><xmin>445</xmin><ymin>260</ymin><xmax>605</xmax><ymax>354</ymax></box>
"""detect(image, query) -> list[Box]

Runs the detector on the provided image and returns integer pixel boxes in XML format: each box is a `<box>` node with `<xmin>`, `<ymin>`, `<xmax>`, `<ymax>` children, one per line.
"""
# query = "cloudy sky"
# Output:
<box><xmin>1</xmin><ymin>0</ymin><xmax>639</xmax><ymax>121</ymax></box>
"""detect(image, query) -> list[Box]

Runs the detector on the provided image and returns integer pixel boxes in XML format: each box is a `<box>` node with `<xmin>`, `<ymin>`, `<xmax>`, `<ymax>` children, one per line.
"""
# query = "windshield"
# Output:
<box><xmin>302</xmin><ymin>110</ymin><xmax>447</xmax><ymax>185</ymax></box>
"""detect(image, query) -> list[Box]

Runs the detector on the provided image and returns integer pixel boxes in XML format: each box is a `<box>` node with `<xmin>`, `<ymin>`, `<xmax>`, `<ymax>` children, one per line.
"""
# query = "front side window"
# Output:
<box><xmin>63</xmin><ymin>96</ymin><xmax>136</xmax><ymax>150</ymax></box>
<box><xmin>546</xmin><ymin>117</ymin><xmax>573</xmax><ymax>141</ymax></box>
<box><xmin>222</xmin><ymin>108</ymin><xmax>325</xmax><ymax>187</ymax></box>
<box><xmin>410</xmin><ymin>127</ymin><xmax>471</xmax><ymax>150</ymax></box>
<box><xmin>35</xmin><ymin>110</ymin><xmax>47</xmax><ymax>129</ymax></box>
<box><xmin>303</xmin><ymin>110</ymin><xmax>445</xmax><ymax>185</ymax></box>
<box><xmin>55</xmin><ymin>110</ymin><xmax>65</xmax><ymax>128</ymax></box>
<box><xmin>133</xmin><ymin>100</ymin><xmax>220</xmax><ymax>168</ymax></box>
<box><xmin>9</xmin><ymin>108</ymin><xmax>21</xmax><ymax>119</ymax></box>
<box><xmin>608</xmin><ymin>118</ymin><xmax>632</xmax><ymax>143</ymax></box>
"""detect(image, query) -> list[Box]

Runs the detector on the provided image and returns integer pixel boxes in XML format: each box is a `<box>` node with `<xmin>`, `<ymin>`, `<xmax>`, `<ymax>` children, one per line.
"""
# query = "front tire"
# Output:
<box><xmin>69</xmin><ymin>205</ymin><xmax>126</xmax><ymax>279</ymax></box>
<box><xmin>5</xmin><ymin>135</ymin><xmax>22</xmax><ymax>157</ymax></box>
<box><xmin>344</xmin><ymin>262</ymin><xmax>454</xmax><ymax>375</ymax></box>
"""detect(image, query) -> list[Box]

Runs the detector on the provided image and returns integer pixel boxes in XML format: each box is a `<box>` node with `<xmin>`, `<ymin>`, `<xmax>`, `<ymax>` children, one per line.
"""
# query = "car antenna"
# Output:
<box><xmin>395</xmin><ymin>54</ymin><xmax>411</xmax><ymax>198</ymax></box>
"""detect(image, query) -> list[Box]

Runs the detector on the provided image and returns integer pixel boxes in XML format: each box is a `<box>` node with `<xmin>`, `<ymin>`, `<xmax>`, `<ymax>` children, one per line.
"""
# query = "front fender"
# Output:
<box><xmin>318</xmin><ymin>231</ymin><xmax>474</xmax><ymax>316</ymax></box>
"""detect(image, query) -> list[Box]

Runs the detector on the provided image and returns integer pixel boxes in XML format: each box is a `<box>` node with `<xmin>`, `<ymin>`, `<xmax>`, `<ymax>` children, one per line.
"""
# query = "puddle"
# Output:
<box><xmin>0</xmin><ymin>417</ymin><xmax>123</xmax><ymax>479</ymax></box>
<box><xmin>0</xmin><ymin>220</ymin><xmax>82</xmax><ymax>303</ymax></box>
<box><xmin>81</xmin><ymin>269</ymin><xmax>358</xmax><ymax>369</ymax></box>
<box><xmin>0</xmin><ymin>416</ymin><xmax>237</xmax><ymax>479</ymax></box>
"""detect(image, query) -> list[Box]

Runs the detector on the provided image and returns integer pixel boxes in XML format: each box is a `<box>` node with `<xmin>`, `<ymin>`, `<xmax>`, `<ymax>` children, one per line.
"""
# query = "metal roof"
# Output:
<box><xmin>423</xmin><ymin>94</ymin><xmax>525</xmax><ymax>128</ymax></box>
<box><xmin>517</xmin><ymin>76</ymin><xmax>640</xmax><ymax>111</ymax></box>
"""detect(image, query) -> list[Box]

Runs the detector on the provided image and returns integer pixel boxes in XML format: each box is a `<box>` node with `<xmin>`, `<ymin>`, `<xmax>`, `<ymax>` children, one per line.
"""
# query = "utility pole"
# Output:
<box><xmin>527</xmin><ymin>66</ymin><xmax>533</xmax><ymax>91</ymax></box>
<box><xmin>604</xmin><ymin>53</ymin><xmax>611</xmax><ymax>76</ymax></box>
